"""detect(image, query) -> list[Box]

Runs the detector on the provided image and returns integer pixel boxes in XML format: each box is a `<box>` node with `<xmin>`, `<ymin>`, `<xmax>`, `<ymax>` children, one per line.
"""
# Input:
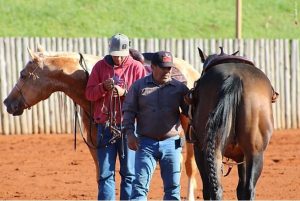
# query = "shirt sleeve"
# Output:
<box><xmin>122</xmin><ymin>83</ymin><xmax>139</xmax><ymax>135</ymax></box>
<box><xmin>85</xmin><ymin>62</ymin><xmax>107</xmax><ymax>101</ymax></box>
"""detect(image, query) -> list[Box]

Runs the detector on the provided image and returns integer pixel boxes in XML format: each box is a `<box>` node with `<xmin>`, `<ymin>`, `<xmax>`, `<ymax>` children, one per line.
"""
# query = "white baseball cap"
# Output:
<box><xmin>109</xmin><ymin>33</ymin><xmax>130</xmax><ymax>56</ymax></box>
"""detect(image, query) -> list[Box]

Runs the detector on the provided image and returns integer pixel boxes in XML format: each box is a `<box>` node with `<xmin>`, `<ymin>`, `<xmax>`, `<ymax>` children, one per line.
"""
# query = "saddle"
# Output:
<box><xmin>201</xmin><ymin>48</ymin><xmax>279</xmax><ymax>104</ymax></box>
<box><xmin>204</xmin><ymin>54</ymin><xmax>255</xmax><ymax>73</ymax></box>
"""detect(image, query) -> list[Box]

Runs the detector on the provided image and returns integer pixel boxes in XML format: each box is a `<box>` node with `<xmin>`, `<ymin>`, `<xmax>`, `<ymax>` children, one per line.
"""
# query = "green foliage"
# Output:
<box><xmin>0</xmin><ymin>0</ymin><xmax>299</xmax><ymax>38</ymax></box>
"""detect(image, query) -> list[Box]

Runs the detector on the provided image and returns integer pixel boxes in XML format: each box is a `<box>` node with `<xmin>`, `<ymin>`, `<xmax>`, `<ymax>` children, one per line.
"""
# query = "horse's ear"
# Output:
<box><xmin>129</xmin><ymin>48</ymin><xmax>145</xmax><ymax>64</ymax></box>
<box><xmin>37</xmin><ymin>44</ymin><xmax>45</xmax><ymax>53</ymax></box>
<box><xmin>198</xmin><ymin>47</ymin><xmax>207</xmax><ymax>63</ymax></box>
<box><xmin>232</xmin><ymin>50</ymin><xmax>239</xmax><ymax>55</ymax></box>
<box><xmin>219</xmin><ymin>47</ymin><xmax>224</xmax><ymax>55</ymax></box>
<box><xmin>27</xmin><ymin>47</ymin><xmax>39</xmax><ymax>61</ymax></box>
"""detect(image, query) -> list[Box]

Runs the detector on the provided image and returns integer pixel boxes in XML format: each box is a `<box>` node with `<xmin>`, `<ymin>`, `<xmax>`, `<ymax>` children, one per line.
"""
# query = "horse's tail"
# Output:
<box><xmin>205</xmin><ymin>74</ymin><xmax>243</xmax><ymax>197</ymax></box>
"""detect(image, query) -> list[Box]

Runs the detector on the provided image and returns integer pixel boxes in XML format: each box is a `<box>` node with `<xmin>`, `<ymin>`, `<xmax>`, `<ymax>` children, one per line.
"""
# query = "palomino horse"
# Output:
<box><xmin>189</xmin><ymin>47</ymin><xmax>278</xmax><ymax>200</ymax></box>
<box><xmin>3</xmin><ymin>47</ymin><xmax>199</xmax><ymax>200</ymax></box>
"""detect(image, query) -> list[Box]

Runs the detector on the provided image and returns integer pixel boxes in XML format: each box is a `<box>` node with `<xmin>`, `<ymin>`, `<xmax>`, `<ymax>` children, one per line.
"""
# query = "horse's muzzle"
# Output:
<box><xmin>3</xmin><ymin>98</ymin><xmax>25</xmax><ymax>116</ymax></box>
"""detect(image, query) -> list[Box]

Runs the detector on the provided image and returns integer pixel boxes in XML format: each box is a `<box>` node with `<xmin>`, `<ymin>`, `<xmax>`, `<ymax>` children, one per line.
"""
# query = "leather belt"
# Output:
<box><xmin>140</xmin><ymin>134</ymin><xmax>178</xmax><ymax>141</ymax></box>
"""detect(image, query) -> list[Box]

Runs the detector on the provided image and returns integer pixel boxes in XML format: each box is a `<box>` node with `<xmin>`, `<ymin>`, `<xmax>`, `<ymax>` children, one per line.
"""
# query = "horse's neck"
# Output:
<box><xmin>60</xmin><ymin>71</ymin><xmax>90</xmax><ymax>112</ymax></box>
<box><xmin>44</xmin><ymin>55</ymin><xmax>97</xmax><ymax>112</ymax></box>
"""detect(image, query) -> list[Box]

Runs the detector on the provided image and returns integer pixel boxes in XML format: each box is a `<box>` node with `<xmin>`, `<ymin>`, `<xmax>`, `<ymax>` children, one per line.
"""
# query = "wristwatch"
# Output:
<box><xmin>123</xmin><ymin>89</ymin><xmax>128</xmax><ymax>96</ymax></box>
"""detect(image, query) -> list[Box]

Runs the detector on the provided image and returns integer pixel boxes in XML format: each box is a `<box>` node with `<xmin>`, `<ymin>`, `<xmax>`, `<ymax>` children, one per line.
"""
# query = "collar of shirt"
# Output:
<box><xmin>104</xmin><ymin>55</ymin><xmax>130</xmax><ymax>68</ymax></box>
<box><xmin>145</xmin><ymin>74</ymin><xmax>177</xmax><ymax>87</ymax></box>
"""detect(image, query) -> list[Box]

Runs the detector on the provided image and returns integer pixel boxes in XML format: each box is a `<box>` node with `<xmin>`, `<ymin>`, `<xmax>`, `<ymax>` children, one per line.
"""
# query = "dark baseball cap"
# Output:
<box><xmin>151</xmin><ymin>51</ymin><xmax>174</xmax><ymax>68</ymax></box>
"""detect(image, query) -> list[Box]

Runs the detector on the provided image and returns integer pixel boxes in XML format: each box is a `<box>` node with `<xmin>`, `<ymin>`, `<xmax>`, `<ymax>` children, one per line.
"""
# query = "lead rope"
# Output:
<box><xmin>74</xmin><ymin>102</ymin><xmax>77</xmax><ymax>150</ymax></box>
<box><xmin>108</xmin><ymin>86</ymin><xmax>125</xmax><ymax>158</ymax></box>
<box><xmin>107</xmin><ymin>62</ymin><xmax>126</xmax><ymax>158</ymax></box>
<box><xmin>73</xmin><ymin>53</ymin><xmax>93</xmax><ymax>150</ymax></box>
<box><xmin>76</xmin><ymin>53</ymin><xmax>99</xmax><ymax>149</ymax></box>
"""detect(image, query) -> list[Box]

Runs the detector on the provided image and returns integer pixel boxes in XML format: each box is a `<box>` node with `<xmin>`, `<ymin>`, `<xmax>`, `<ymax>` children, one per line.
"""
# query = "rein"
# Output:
<box><xmin>106</xmin><ymin>87</ymin><xmax>125</xmax><ymax>158</ymax></box>
<box><xmin>74</xmin><ymin>53</ymin><xmax>98</xmax><ymax>150</ymax></box>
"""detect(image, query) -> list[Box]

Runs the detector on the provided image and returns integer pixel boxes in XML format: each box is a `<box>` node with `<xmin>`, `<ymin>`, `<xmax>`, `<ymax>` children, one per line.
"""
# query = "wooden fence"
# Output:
<box><xmin>0</xmin><ymin>37</ymin><xmax>299</xmax><ymax>134</ymax></box>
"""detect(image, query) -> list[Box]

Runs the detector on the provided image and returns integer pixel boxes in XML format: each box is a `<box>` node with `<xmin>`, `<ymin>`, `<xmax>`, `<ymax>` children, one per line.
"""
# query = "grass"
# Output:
<box><xmin>0</xmin><ymin>0</ymin><xmax>299</xmax><ymax>39</ymax></box>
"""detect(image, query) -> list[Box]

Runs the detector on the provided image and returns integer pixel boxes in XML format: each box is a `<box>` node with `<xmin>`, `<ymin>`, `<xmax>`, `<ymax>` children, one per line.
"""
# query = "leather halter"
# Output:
<box><xmin>13</xmin><ymin>61</ymin><xmax>40</xmax><ymax>109</ymax></box>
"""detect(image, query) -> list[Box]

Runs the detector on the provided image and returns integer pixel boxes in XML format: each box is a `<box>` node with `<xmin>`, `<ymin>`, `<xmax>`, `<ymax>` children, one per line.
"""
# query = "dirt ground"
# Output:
<box><xmin>0</xmin><ymin>129</ymin><xmax>299</xmax><ymax>200</ymax></box>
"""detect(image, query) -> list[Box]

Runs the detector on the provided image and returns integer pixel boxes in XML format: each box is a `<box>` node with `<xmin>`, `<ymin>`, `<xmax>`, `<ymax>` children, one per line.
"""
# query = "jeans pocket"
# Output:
<box><xmin>97</xmin><ymin>125</ymin><xmax>110</xmax><ymax>146</ymax></box>
<box><xmin>175</xmin><ymin>137</ymin><xmax>185</xmax><ymax>149</ymax></box>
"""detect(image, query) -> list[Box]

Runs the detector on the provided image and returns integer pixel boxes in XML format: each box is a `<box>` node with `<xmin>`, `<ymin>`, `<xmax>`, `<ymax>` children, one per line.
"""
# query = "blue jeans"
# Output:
<box><xmin>96</xmin><ymin>124</ymin><xmax>135</xmax><ymax>200</ymax></box>
<box><xmin>131</xmin><ymin>135</ymin><xmax>183</xmax><ymax>200</ymax></box>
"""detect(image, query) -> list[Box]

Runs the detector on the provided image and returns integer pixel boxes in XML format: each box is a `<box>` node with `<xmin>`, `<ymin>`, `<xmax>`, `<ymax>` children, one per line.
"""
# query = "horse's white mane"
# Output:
<box><xmin>38</xmin><ymin>51</ymin><xmax>100</xmax><ymax>73</ymax></box>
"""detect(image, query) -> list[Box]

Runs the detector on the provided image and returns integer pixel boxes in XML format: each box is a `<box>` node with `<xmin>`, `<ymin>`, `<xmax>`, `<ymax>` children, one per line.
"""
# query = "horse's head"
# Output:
<box><xmin>3</xmin><ymin>47</ymin><xmax>94</xmax><ymax>116</ymax></box>
<box><xmin>3</xmin><ymin>48</ymin><xmax>54</xmax><ymax>115</ymax></box>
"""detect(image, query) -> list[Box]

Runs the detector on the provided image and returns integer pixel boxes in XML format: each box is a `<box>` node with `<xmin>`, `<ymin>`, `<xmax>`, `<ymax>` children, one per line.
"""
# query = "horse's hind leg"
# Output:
<box><xmin>244</xmin><ymin>153</ymin><xmax>264</xmax><ymax>200</ymax></box>
<box><xmin>236</xmin><ymin>152</ymin><xmax>264</xmax><ymax>200</ymax></box>
<box><xmin>236</xmin><ymin>162</ymin><xmax>246</xmax><ymax>200</ymax></box>
<box><xmin>194</xmin><ymin>146</ymin><xmax>210</xmax><ymax>200</ymax></box>
<box><xmin>237</xmin><ymin>104</ymin><xmax>273</xmax><ymax>200</ymax></box>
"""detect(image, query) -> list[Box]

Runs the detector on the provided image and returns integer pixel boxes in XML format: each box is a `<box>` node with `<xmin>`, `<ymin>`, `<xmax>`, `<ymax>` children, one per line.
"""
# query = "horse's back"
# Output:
<box><xmin>173</xmin><ymin>58</ymin><xmax>199</xmax><ymax>88</ymax></box>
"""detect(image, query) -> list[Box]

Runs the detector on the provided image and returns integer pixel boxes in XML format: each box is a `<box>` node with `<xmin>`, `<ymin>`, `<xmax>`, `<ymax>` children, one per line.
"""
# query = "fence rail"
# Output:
<box><xmin>0</xmin><ymin>37</ymin><xmax>299</xmax><ymax>134</ymax></box>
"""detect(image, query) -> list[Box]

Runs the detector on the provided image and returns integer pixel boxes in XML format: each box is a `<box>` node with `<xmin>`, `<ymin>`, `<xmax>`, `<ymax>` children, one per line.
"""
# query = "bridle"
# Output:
<box><xmin>13</xmin><ymin>61</ymin><xmax>40</xmax><ymax>110</ymax></box>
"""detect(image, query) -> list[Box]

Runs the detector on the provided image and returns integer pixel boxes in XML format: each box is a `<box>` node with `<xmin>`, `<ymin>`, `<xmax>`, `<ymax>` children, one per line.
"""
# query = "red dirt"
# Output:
<box><xmin>0</xmin><ymin>129</ymin><xmax>299</xmax><ymax>200</ymax></box>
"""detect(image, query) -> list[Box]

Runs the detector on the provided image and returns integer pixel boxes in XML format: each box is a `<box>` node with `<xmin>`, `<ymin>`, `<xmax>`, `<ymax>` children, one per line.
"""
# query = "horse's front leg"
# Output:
<box><xmin>86</xmin><ymin>129</ymin><xmax>99</xmax><ymax>181</ymax></box>
<box><xmin>81</xmin><ymin>113</ymin><xmax>99</xmax><ymax>182</ymax></box>
<box><xmin>185</xmin><ymin>143</ymin><xmax>197</xmax><ymax>201</ymax></box>
<box><xmin>87</xmin><ymin>147</ymin><xmax>99</xmax><ymax>181</ymax></box>
<box><xmin>193</xmin><ymin>145</ymin><xmax>210</xmax><ymax>200</ymax></box>
<box><xmin>180</xmin><ymin>114</ymin><xmax>197</xmax><ymax>201</ymax></box>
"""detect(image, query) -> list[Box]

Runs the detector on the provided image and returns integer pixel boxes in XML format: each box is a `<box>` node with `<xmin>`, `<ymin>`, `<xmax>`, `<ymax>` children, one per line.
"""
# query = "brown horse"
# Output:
<box><xmin>3</xmin><ymin>47</ymin><xmax>199</xmax><ymax>200</ymax></box>
<box><xmin>189</xmin><ymin>47</ymin><xmax>278</xmax><ymax>200</ymax></box>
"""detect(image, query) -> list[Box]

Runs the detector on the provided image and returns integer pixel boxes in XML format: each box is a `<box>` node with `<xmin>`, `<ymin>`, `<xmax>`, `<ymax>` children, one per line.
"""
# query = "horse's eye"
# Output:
<box><xmin>20</xmin><ymin>72</ymin><xmax>26</xmax><ymax>79</ymax></box>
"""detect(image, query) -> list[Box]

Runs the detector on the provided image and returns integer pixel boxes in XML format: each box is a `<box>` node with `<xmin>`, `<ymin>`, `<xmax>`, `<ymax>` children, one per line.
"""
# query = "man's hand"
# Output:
<box><xmin>113</xmin><ymin>85</ymin><xmax>126</xmax><ymax>97</ymax></box>
<box><xmin>103</xmin><ymin>78</ymin><xmax>114</xmax><ymax>91</ymax></box>
<box><xmin>127</xmin><ymin>133</ymin><xmax>139</xmax><ymax>151</ymax></box>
